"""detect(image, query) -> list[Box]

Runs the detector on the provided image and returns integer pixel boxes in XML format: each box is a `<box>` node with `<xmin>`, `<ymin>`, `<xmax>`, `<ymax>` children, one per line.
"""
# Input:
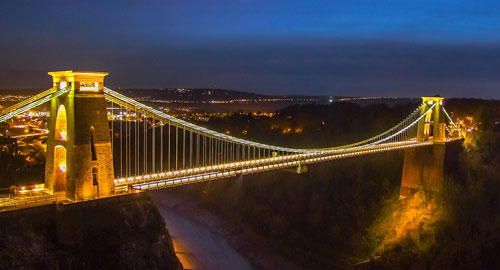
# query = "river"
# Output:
<box><xmin>149</xmin><ymin>190</ymin><xmax>254</xmax><ymax>270</ymax></box>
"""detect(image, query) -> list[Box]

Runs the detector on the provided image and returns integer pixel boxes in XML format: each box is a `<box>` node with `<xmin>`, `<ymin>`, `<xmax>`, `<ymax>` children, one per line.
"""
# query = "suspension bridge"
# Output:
<box><xmin>0</xmin><ymin>71</ymin><xmax>463</xmax><ymax>210</ymax></box>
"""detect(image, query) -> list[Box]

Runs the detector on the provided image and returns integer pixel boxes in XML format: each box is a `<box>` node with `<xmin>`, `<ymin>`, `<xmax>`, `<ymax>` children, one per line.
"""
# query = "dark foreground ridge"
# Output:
<box><xmin>0</xmin><ymin>193</ymin><xmax>182</xmax><ymax>270</ymax></box>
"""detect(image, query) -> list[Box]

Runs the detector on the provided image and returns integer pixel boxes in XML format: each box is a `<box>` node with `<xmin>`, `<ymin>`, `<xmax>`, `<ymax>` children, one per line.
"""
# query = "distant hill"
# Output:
<box><xmin>0</xmin><ymin>87</ymin><xmax>418</xmax><ymax>108</ymax></box>
<box><xmin>116</xmin><ymin>88</ymin><xmax>330</xmax><ymax>104</ymax></box>
<box><xmin>0</xmin><ymin>87</ymin><xmax>330</xmax><ymax>102</ymax></box>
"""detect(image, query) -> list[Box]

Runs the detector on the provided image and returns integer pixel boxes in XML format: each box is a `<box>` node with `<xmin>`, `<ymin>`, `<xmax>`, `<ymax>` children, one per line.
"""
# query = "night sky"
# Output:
<box><xmin>1</xmin><ymin>0</ymin><xmax>499</xmax><ymax>98</ymax></box>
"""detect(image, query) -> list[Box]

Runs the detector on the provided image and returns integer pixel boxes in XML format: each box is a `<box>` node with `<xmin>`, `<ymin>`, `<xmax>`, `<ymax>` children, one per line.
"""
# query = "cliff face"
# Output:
<box><xmin>0</xmin><ymin>193</ymin><xmax>182</xmax><ymax>270</ymax></box>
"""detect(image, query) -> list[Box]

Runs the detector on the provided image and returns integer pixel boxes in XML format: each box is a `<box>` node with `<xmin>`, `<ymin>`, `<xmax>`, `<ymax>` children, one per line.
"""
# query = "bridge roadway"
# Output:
<box><xmin>1</xmin><ymin>138</ymin><xmax>462</xmax><ymax>212</ymax></box>
<box><xmin>117</xmin><ymin>139</ymin><xmax>435</xmax><ymax>191</ymax></box>
<box><xmin>0</xmin><ymin>192</ymin><xmax>66</xmax><ymax>212</ymax></box>
<box><xmin>0</xmin><ymin>139</ymin><xmax>432</xmax><ymax>212</ymax></box>
<box><xmin>0</xmin><ymin>191</ymin><xmax>131</xmax><ymax>212</ymax></box>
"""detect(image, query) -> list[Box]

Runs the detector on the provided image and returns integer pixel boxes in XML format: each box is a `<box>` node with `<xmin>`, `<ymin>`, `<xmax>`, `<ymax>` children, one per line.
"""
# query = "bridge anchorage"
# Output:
<box><xmin>0</xmin><ymin>70</ymin><xmax>464</xmax><ymax>205</ymax></box>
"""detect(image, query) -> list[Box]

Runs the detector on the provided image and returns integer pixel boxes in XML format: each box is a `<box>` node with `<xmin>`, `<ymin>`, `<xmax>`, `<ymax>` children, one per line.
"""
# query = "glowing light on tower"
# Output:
<box><xmin>59</xmin><ymin>163</ymin><xmax>66</xmax><ymax>173</ymax></box>
<box><xmin>60</xmin><ymin>131</ymin><xmax>67</xmax><ymax>141</ymax></box>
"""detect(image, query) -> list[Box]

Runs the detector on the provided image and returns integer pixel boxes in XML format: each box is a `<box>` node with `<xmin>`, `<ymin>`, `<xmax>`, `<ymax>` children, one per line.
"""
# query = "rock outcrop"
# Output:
<box><xmin>0</xmin><ymin>193</ymin><xmax>182</xmax><ymax>270</ymax></box>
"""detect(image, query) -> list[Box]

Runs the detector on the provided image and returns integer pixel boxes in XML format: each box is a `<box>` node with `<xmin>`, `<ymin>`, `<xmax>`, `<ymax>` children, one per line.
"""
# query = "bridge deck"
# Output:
<box><xmin>0</xmin><ymin>140</ymin><xmax>444</xmax><ymax>212</ymax></box>
<box><xmin>122</xmin><ymin>140</ymin><xmax>435</xmax><ymax>191</ymax></box>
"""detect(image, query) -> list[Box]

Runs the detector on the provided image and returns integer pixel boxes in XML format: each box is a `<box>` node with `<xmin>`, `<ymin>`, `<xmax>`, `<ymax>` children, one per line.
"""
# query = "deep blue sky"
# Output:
<box><xmin>1</xmin><ymin>0</ymin><xmax>499</xmax><ymax>98</ymax></box>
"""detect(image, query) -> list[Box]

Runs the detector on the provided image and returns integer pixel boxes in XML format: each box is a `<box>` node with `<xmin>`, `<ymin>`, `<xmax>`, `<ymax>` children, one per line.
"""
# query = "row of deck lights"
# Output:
<box><xmin>130</xmin><ymin>141</ymin><xmax>433</xmax><ymax>190</ymax></box>
<box><xmin>114</xmin><ymin>140</ymin><xmax>424</xmax><ymax>186</ymax></box>
<box><xmin>114</xmin><ymin>152</ymin><xmax>322</xmax><ymax>185</ymax></box>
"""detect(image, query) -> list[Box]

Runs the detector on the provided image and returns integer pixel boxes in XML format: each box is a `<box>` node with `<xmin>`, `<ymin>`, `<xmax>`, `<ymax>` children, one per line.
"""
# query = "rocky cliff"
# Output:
<box><xmin>0</xmin><ymin>193</ymin><xmax>182</xmax><ymax>270</ymax></box>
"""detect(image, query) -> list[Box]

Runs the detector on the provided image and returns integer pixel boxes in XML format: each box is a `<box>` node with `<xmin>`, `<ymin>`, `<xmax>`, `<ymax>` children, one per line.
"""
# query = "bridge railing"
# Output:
<box><xmin>130</xmin><ymin>140</ymin><xmax>434</xmax><ymax>190</ymax></box>
<box><xmin>0</xmin><ymin>193</ymin><xmax>67</xmax><ymax>212</ymax></box>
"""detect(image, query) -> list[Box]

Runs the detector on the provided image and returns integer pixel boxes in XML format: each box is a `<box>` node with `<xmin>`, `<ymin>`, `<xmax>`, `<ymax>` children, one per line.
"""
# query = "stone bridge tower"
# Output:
<box><xmin>44</xmin><ymin>71</ymin><xmax>114</xmax><ymax>201</ymax></box>
<box><xmin>400</xmin><ymin>97</ymin><xmax>446</xmax><ymax>197</ymax></box>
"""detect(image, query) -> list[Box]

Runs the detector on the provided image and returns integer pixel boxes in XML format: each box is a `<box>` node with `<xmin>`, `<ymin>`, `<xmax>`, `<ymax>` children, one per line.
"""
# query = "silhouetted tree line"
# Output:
<box><xmin>197</xmin><ymin>101</ymin><xmax>419</xmax><ymax>148</ymax></box>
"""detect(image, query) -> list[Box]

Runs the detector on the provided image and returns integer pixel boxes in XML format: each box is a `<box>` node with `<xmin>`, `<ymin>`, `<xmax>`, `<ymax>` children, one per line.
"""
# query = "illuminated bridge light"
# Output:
<box><xmin>59</xmin><ymin>163</ymin><xmax>66</xmax><ymax>173</ymax></box>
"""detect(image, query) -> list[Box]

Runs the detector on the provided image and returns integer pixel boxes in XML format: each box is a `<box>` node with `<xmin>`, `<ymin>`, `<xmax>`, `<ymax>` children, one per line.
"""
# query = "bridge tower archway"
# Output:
<box><xmin>46</xmin><ymin>104</ymin><xmax>69</xmax><ymax>193</ymax></box>
<box><xmin>54</xmin><ymin>104</ymin><xmax>68</xmax><ymax>142</ymax></box>
<box><xmin>44</xmin><ymin>71</ymin><xmax>115</xmax><ymax>201</ymax></box>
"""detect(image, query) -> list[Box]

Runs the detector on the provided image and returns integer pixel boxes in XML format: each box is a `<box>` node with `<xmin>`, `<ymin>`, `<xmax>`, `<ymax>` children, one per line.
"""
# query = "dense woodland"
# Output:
<box><xmin>198</xmin><ymin>101</ymin><xmax>419</xmax><ymax>148</ymax></box>
<box><xmin>169</xmin><ymin>98</ymin><xmax>500</xmax><ymax>269</ymax></box>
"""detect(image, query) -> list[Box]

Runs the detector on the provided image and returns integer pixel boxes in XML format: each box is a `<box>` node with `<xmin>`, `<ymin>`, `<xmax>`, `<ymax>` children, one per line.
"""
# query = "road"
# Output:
<box><xmin>149</xmin><ymin>190</ymin><xmax>254</xmax><ymax>270</ymax></box>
